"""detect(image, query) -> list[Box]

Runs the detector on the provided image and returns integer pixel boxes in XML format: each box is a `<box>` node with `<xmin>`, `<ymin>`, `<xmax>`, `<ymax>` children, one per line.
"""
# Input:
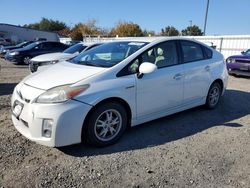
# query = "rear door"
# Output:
<box><xmin>180</xmin><ymin>40</ymin><xmax>212</xmax><ymax>104</ymax></box>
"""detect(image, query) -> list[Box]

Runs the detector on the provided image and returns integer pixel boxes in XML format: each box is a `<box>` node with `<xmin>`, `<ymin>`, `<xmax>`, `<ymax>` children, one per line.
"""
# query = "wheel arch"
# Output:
<box><xmin>210</xmin><ymin>78</ymin><xmax>224</xmax><ymax>95</ymax></box>
<box><xmin>81</xmin><ymin>97</ymin><xmax>132</xmax><ymax>141</ymax></box>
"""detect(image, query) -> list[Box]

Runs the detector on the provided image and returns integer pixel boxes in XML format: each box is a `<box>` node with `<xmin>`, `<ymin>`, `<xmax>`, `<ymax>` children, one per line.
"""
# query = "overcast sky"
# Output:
<box><xmin>1</xmin><ymin>0</ymin><xmax>249</xmax><ymax>35</ymax></box>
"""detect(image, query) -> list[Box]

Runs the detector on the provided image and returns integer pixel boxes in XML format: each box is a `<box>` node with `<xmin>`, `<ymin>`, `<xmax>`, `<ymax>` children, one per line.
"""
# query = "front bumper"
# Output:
<box><xmin>5</xmin><ymin>54</ymin><xmax>23</xmax><ymax>63</ymax></box>
<box><xmin>11</xmin><ymin>85</ymin><xmax>92</xmax><ymax>147</ymax></box>
<box><xmin>227</xmin><ymin>62</ymin><xmax>250</xmax><ymax>76</ymax></box>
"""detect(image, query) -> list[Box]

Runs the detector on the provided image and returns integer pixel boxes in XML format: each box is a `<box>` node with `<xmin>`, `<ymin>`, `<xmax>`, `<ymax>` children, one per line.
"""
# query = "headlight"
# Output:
<box><xmin>226</xmin><ymin>58</ymin><xmax>235</xmax><ymax>63</ymax></box>
<box><xmin>51</xmin><ymin>60</ymin><xmax>59</xmax><ymax>64</ymax></box>
<box><xmin>36</xmin><ymin>84</ymin><xmax>89</xmax><ymax>103</ymax></box>
<box><xmin>40</xmin><ymin>60</ymin><xmax>59</xmax><ymax>66</ymax></box>
<box><xmin>9</xmin><ymin>51</ymin><xmax>19</xmax><ymax>56</ymax></box>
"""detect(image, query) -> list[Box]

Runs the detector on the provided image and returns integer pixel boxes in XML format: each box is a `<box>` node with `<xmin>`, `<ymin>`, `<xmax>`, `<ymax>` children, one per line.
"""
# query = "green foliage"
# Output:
<box><xmin>24</xmin><ymin>17</ymin><xmax>68</xmax><ymax>32</ymax></box>
<box><xmin>181</xmin><ymin>25</ymin><xmax>203</xmax><ymax>36</ymax></box>
<box><xmin>161</xmin><ymin>26</ymin><xmax>179</xmax><ymax>36</ymax></box>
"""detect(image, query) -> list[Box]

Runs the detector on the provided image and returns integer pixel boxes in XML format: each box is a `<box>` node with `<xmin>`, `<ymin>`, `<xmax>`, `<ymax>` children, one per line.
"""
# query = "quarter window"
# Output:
<box><xmin>181</xmin><ymin>41</ymin><xmax>204</xmax><ymax>63</ymax></box>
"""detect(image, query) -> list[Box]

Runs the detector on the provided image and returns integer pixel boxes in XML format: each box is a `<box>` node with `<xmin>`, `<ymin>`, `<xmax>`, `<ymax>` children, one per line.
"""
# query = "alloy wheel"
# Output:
<box><xmin>208</xmin><ymin>86</ymin><xmax>220</xmax><ymax>106</ymax></box>
<box><xmin>94</xmin><ymin>109</ymin><xmax>122</xmax><ymax>142</ymax></box>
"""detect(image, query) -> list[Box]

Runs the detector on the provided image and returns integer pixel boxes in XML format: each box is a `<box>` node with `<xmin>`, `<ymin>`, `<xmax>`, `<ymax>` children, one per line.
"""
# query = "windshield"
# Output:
<box><xmin>23</xmin><ymin>42</ymin><xmax>39</xmax><ymax>50</ymax></box>
<box><xmin>16</xmin><ymin>42</ymin><xmax>28</xmax><ymax>47</ymax></box>
<box><xmin>64</xmin><ymin>43</ymin><xmax>87</xmax><ymax>54</ymax></box>
<box><xmin>244</xmin><ymin>49</ymin><xmax>250</xmax><ymax>55</ymax></box>
<box><xmin>70</xmin><ymin>41</ymin><xmax>148</xmax><ymax>67</ymax></box>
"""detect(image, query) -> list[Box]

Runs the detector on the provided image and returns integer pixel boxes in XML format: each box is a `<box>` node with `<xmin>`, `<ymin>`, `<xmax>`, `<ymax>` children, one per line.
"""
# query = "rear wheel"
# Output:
<box><xmin>205</xmin><ymin>82</ymin><xmax>222</xmax><ymax>109</ymax></box>
<box><xmin>84</xmin><ymin>102</ymin><xmax>127</xmax><ymax>147</ymax></box>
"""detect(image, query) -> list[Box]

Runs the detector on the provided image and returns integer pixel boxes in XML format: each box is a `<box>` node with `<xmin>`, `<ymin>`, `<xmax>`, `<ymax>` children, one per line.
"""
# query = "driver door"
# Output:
<box><xmin>135</xmin><ymin>41</ymin><xmax>184</xmax><ymax>118</ymax></box>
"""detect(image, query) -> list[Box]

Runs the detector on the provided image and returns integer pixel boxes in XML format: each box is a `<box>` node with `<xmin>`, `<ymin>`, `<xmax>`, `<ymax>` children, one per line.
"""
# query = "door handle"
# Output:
<box><xmin>173</xmin><ymin>73</ymin><xmax>183</xmax><ymax>80</ymax></box>
<box><xmin>205</xmin><ymin>65</ymin><xmax>210</xmax><ymax>71</ymax></box>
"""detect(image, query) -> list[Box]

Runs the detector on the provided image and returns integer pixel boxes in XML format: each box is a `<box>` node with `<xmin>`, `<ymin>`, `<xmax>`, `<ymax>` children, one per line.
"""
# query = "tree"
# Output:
<box><xmin>161</xmin><ymin>26</ymin><xmax>179</xmax><ymax>36</ymax></box>
<box><xmin>70</xmin><ymin>24</ymin><xmax>83</xmax><ymax>41</ymax></box>
<box><xmin>142</xmin><ymin>29</ymin><xmax>155</xmax><ymax>37</ymax></box>
<box><xmin>110</xmin><ymin>21</ymin><xmax>143</xmax><ymax>37</ymax></box>
<box><xmin>181</xmin><ymin>25</ymin><xmax>203</xmax><ymax>36</ymax></box>
<box><xmin>24</xmin><ymin>17</ymin><xmax>68</xmax><ymax>32</ymax></box>
<box><xmin>57</xmin><ymin>28</ymin><xmax>71</xmax><ymax>37</ymax></box>
<box><xmin>78</xmin><ymin>19</ymin><xmax>102</xmax><ymax>37</ymax></box>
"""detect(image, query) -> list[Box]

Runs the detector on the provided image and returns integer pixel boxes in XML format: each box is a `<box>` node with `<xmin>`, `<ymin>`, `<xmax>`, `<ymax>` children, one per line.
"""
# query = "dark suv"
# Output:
<box><xmin>5</xmin><ymin>41</ymin><xmax>68</xmax><ymax>65</ymax></box>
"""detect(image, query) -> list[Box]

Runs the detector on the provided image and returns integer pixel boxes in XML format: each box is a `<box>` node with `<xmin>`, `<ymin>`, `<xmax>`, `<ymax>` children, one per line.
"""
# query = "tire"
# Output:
<box><xmin>84</xmin><ymin>102</ymin><xmax>127</xmax><ymax>147</ymax></box>
<box><xmin>205</xmin><ymin>82</ymin><xmax>222</xmax><ymax>109</ymax></box>
<box><xmin>23</xmin><ymin>56</ymin><xmax>31</xmax><ymax>65</ymax></box>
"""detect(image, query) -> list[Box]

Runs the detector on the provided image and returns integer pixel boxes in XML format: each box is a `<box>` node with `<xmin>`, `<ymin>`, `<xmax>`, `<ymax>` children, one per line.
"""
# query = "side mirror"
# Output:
<box><xmin>241</xmin><ymin>51</ymin><xmax>245</xmax><ymax>55</ymax></box>
<box><xmin>138</xmin><ymin>62</ymin><xmax>157</xmax><ymax>78</ymax></box>
<box><xmin>34</xmin><ymin>46</ymin><xmax>39</xmax><ymax>50</ymax></box>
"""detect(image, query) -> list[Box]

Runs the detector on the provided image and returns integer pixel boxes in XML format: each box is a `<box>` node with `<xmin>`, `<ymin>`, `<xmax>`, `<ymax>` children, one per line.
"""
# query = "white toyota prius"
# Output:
<box><xmin>11</xmin><ymin>37</ymin><xmax>228</xmax><ymax>147</ymax></box>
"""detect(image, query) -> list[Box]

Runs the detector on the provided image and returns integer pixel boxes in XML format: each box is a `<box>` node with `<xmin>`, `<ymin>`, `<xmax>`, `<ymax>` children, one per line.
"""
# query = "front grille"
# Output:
<box><xmin>235</xmin><ymin>59</ymin><xmax>250</xmax><ymax>64</ymax></box>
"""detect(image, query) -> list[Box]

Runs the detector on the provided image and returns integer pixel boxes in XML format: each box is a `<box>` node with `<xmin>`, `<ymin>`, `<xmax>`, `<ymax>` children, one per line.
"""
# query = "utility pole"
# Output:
<box><xmin>203</xmin><ymin>0</ymin><xmax>210</xmax><ymax>35</ymax></box>
<box><xmin>189</xmin><ymin>20</ymin><xmax>192</xmax><ymax>27</ymax></box>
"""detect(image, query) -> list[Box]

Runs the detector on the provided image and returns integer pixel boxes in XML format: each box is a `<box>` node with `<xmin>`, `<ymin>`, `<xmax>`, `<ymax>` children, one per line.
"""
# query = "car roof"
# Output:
<box><xmin>82</xmin><ymin>37</ymin><xmax>201</xmax><ymax>44</ymax></box>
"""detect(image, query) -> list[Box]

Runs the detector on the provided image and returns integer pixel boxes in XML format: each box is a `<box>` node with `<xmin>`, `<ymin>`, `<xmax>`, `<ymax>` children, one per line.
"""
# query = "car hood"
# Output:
<box><xmin>24</xmin><ymin>61</ymin><xmax>106</xmax><ymax>90</ymax></box>
<box><xmin>31</xmin><ymin>52</ymin><xmax>77</xmax><ymax>62</ymax></box>
<box><xmin>3</xmin><ymin>46</ymin><xmax>18</xmax><ymax>50</ymax></box>
<box><xmin>228</xmin><ymin>55</ymin><xmax>250</xmax><ymax>60</ymax></box>
<box><xmin>9</xmin><ymin>47</ymin><xmax>29</xmax><ymax>53</ymax></box>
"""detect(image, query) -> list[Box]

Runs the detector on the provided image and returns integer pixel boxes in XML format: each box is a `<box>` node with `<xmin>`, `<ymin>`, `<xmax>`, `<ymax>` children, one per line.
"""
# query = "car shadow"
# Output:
<box><xmin>230</xmin><ymin>74</ymin><xmax>250</xmax><ymax>79</ymax></box>
<box><xmin>0</xmin><ymin>83</ymin><xmax>18</xmax><ymax>96</ymax></box>
<box><xmin>59</xmin><ymin>89</ymin><xmax>250</xmax><ymax>157</ymax></box>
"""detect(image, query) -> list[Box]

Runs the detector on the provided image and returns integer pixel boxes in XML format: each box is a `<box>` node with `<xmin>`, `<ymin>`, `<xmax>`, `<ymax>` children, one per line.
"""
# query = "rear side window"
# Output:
<box><xmin>203</xmin><ymin>46</ymin><xmax>213</xmax><ymax>59</ymax></box>
<box><xmin>181</xmin><ymin>41</ymin><xmax>204</xmax><ymax>63</ymax></box>
<box><xmin>51</xmin><ymin>43</ymin><xmax>64</xmax><ymax>50</ymax></box>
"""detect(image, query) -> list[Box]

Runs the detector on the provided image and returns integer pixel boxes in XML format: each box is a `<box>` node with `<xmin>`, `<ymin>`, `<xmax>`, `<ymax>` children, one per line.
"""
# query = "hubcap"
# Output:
<box><xmin>24</xmin><ymin>57</ymin><xmax>30</xmax><ymax>65</ymax></box>
<box><xmin>94</xmin><ymin>109</ymin><xmax>122</xmax><ymax>142</ymax></box>
<box><xmin>209</xmin><ymin>86</ymin><xmax>220</xmax><ymax>106</ymax></box>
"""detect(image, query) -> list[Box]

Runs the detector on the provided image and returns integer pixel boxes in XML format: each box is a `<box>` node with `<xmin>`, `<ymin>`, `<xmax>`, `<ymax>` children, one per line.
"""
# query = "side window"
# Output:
<box><xmin>137</xmin><ymin>41</ymin><xmax>178</xmax><ymax>69</ymax></box>
<box><xmin>203</xmin><ymin>46</ymin><xmax>213</xmax><ymax>59</ymax></box>
<box><xmin>40</xmin><ymin>43</ymin><xmax>52</xmax><ymax>50</ymax></box>
<box><xmin>181</xmin><ymin>41</ymin><xmax>204</xmax><ymax>63</ymax></box>
<box><xmin>51</xmin><ymin>43</ymin><xmax>62</xmax><ymax>50</ymax></box>
<box><xmin>154</xmin><ymin>42</ymin><xmax>178</xmax><ymax>68</ymax></box>
<box><xmin>127</xmin><ymin>41</ymin><xmax>178</xmax><ymax>74</ymax></box>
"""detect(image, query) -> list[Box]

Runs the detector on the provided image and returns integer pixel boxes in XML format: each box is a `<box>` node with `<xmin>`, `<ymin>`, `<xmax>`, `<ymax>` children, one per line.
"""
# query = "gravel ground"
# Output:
<box><xmin>0</xmin><ymin>58</ymin><xmax>250</xmax><ymax>188</ymax></box>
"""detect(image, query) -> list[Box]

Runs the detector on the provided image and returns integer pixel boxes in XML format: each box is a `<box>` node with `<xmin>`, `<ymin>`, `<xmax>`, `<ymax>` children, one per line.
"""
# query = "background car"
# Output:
<box><xmin>29</xmin><ymin>43</ymin><xmax>102</xmax><ymax>72</ymax></box>
<box><xmin>226</xmin><ymin>48</ymin><xmax>250</xmax><ymax>76</ymax></box>
<box><xmin>0</xmin><ymin>37</ymin><xmax>11</xmax><ymax>46</ymax></box>
<box><xmin>11</xmin><ymin>38</ymin><xmax>228</xmax><ymax>148</ymax></box>
<box><xmin>0</xmin><ymin>41</ymin><xmax>33</xmax><ymax>57</ymax></box>
<box><xmin>5</xmin><ymin>41</ymin><xmax>68</xmax><ymax>65</ymax></box>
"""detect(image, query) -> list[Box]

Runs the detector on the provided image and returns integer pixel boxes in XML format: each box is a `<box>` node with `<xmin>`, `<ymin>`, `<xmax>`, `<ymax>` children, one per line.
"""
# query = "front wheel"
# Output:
<box><xmin>23</xmin><ymin>56</ymin><xmax>31</xmax><ymax>65</ymax></box>
<box><xmin>84</xmin><ymin>102</ymin><xmax>127</xmax><ymax>147</ymax></box>
<box><xmin>205</xmin><ymin>82</ymin><xmax>222</xmax><ymax>109</ymax></box>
